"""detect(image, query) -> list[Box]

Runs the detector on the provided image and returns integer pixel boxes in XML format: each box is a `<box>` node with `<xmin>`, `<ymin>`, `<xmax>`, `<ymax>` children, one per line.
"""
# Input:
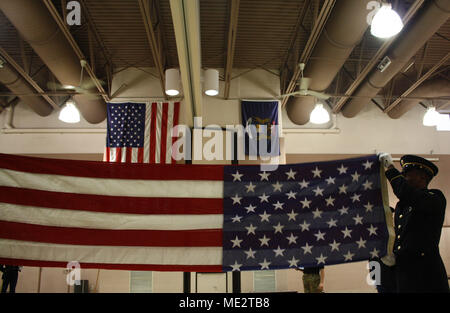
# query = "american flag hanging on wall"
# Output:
<box><xmin>0</xmin><ymin>153</ymin><xmax>393</xmax><ymax>272</ymax></box>
<box><xmin>104</xmin><ymin>102</ymin><xmax>180</xmax><ymax>164</ymax></box>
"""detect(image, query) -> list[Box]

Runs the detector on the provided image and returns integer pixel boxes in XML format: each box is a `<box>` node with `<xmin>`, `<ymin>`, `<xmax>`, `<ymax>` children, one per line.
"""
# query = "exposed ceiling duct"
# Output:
<box><xmin>0</xmin><ymin>60</ymin><xmax>53</xmax><ymax>116</ymax></box>
<box><xmin>341</xmin><ymin>0</ymin><xmax>450</xmax><ymax>118</ymax></box>
<box><xmin>387</xmin><ymin>78</ymin><xmax>450</xmax><ymax>118</ymax></box>
<box><xmin>0</xmin><ymin>0</ymin><xmax>107</xmax><ymax>124</ymax></box>
<box><xmin>286</xmin><ymin>0</ymin><xmax>371</xmax><ymax>125</ymax></box>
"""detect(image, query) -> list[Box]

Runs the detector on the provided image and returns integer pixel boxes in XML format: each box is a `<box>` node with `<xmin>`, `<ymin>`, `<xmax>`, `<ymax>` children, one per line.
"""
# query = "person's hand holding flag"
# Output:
<box><xmin>378</xmin><ymin>152</ymin><xmax>394</xmax><ymax>168</ymax></box>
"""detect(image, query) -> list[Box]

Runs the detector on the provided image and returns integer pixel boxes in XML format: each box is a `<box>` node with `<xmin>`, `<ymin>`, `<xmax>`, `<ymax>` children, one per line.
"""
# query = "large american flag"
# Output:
<box><xmin>0</xmin><ymin>153</ymin><xmax>392</xmax><ymax>272</ymax></box>
<box><xmin>222</xmin><ymin>154</ymin><xmax>391</xmax><ymax>271</ymax></box>
<box><xmin>104</xmin><ymin>102</ymin><xmax>180</xmax><ymax>164</ymax></box>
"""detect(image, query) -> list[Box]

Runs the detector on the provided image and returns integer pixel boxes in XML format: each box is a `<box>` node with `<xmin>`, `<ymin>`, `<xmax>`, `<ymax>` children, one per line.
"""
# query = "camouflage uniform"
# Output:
<box><xmin>302</xmin><ymin>266</ymin><xmax>324</xmax><ymax>293</ymax></box>
<box><xmin>302</xmin><ymin>273</ymin><xmax>321</xmax><ymax>293</ymax></box>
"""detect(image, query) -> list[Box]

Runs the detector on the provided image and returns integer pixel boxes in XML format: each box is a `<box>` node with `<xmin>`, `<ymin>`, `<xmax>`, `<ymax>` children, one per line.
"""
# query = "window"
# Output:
<box><xmin>253</xmin><ymin>270</ymin><xmax>276</xmax><ymax>292</ymax></box>
<box><xmin>130</xmin><ymin>271</ymin><xmax>152</xmax><ymax>293</ymax></box>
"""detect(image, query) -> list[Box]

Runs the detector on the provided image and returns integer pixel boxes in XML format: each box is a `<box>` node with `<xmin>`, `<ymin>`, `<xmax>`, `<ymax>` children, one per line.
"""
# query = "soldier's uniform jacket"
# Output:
<box><xmin>385</xmin><ymin>167</ymin><xmax>449</xmax><ymax>292</ymax></box>
<box><xmin>386</xmin><ymin>167</ymin><xmax>446</xmax><ymax>257</ymax></box>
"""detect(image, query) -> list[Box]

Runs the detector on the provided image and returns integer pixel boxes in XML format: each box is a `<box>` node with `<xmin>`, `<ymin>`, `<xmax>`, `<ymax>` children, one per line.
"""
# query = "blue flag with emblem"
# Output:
<box><xmin>241</xmin><ymin>100</ymin><xmax>279</xmax><ymax>157</ymax></box>
<box><xmin>222</xmin><ymin>155</ymin><xmax>394</xmax><ymax>271</ymax></box>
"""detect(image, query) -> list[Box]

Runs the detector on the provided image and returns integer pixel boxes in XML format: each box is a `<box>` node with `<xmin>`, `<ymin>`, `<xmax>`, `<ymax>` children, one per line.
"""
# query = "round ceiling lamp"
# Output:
<box><xmin>58</xmin><ymin>100</ymin><xmax>80</xmax><ymax>123</ymax></box>
<box><xmin>370</xmin><ymin>4</ymin><xmax>403</xmax><ymax>39</ymax></box>
<box><xmin>423</xmin><ymin>107</ymin><xmax>440</xmax><ymax>127</ymax></box>
<box><xmin>310</xmin><ymin>103</ymin><xmax>330</xmax><ymax>124</ymax></box>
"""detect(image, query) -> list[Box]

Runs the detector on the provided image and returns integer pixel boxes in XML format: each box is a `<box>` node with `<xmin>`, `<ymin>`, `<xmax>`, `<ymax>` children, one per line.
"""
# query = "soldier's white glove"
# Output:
<box><xmin>378</xmin><ymin>152</ymin><xmax>394</xmax><ymax>168</ymax></box>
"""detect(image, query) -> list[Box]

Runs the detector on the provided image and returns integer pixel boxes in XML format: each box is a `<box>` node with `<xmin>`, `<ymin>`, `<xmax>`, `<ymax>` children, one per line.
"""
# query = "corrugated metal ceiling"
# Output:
<box><xmin>0</xmin><ymin>0</ymin><xmax>448</xmax><ymax>104</ymax></box>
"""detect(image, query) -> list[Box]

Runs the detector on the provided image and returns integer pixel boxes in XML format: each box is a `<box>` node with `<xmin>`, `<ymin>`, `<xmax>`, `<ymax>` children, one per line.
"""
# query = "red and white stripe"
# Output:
<box><xmin>104</xmin><ymin>102</ymin><xmax>180</xmax><ymax>164</ymax></box>
<box><xmin>0</xmin><ymin>153</ymin><xmax>224</xmax><ymax>272</ymax></box>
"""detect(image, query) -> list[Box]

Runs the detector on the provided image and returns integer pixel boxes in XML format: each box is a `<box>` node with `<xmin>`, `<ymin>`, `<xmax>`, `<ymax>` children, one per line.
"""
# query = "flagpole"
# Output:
<box><xmin>37</xmin><ymin>267</ymin><xmax>42</xmax><ymax>293</ymax></box>
<box><xmin>232</xmin><ymin>131</ymin><xmax>241</xmax><ymax>293</ymax></box>
<box><xmin>183</xmin><ymin>127</ymin><xmax>194</xmax><ymax>293</ymax></box>
<box><xmin>380</xmin><ymin>162</ymin><xmax>396</xmax><ymax>266</ymax></box>
<box><xmin>94</xmin><ymin>269</ymin><xmax>100</xmax><ymax>293</ymax></box>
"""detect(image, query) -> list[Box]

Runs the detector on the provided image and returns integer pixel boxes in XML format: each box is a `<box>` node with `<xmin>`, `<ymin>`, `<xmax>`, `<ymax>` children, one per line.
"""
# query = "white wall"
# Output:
<box><xmin>13</xmin><ymin>267</ymin><xmax>130</xmax><ymax>293</ymax></box>
<box><xmin>1</xmin><ymin>68</ymin><xmax>448</xmax><ymax>155</ymax></box>
<box><xmin>0</xmin><ymin>103</ymin><xmax>107</xmax><ymax>154</ymax></box>
<box><xmin>284</xmin><ymin>103</ymin><xmax>450</xmax><ymax>155</ymax></box>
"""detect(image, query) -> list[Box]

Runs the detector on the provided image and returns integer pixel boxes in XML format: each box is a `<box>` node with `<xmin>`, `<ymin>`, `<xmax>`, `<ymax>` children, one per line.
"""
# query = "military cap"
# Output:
<box><xmin>400</xmin><ymin>155</ymin><xmax>438</xmax><ymax>178</ymax></box>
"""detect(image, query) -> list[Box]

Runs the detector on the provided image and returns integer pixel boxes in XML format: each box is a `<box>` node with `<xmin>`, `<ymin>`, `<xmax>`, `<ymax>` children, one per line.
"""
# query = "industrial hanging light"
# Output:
<box><xmin>58</xmin><ymin>99</ymin><xmax>80</xmax><ymax>123</ymax></box>
<box><xmin>370</xmin><ymin>3</ymin><xmax>403</xmax><ymax>39</ymax></box>
<box><xmin>204</xmin><ymin>69</ymin><xmax>219</xmax><ymax>96</ymax></box>
<box><xmin>422</xmin><ymin>107</ymin><xmax>440</xmax><ymax>127</ymax></box>
<box><xmin>310</xmin><ymin>103</ymin><xmax>330</xmax><ymax>124</ymax></box>
<box><xmin>436</xmin><ymin>113</ymin><xmax>450</xmax><ymax>131</ymax></box>
<box><xmin>165</xmin><ymin>68</ymin><xmax>180</xmax><ymax>96</ymax></box>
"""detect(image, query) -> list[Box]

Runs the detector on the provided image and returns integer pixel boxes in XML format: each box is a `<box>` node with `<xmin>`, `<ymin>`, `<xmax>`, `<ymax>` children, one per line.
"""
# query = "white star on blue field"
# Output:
<box><xmin>222</xmin><ymin>155</ymin><xmax>388</xmax><ymax>272</ymax></box>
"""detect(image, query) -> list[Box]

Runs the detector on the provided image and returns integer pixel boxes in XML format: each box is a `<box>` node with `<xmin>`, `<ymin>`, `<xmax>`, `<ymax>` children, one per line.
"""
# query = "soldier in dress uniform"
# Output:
<box><xmin>370</xmin><ymin>207</ymin><xmax>397</xmax><ymax>293</ymax></box>
<box><xmin>1</xmin><ymin>265</ymin><xmax>21</xmax><ymax>293</ymax></box>
<box><xmin>378</xmin><ymin>153</ymin><xmax>449</xmax><ymax>293</ymax></box>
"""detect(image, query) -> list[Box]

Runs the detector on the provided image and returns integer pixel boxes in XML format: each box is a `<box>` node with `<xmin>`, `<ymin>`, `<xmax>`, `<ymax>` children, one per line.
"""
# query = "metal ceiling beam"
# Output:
<box><xmin>229</xmin><ymin>55</ymin><xmax>281</xmax><ymax>80</ymax></box>
<box><xmin>231</xmin><ymin>55</ymin><xmax>279</xmax><ymax>78</ymax></box>
<box><xmin>138</xmin><ymin>0</ymin><xmax>168</xmax><ymax>99</ymax></box>
<box><xmin>170</xmin><ymin>0</ymin><xmax>203</xmax><ymax>123</ymax></box>
<box><xmin>18</xmin><ymin>36</ymin><xmax>31</xmax><ymax>75</ymax></box>
<box><xmin>42</xmin><ymin>0</ymin><xmax>110</xmax><ymax>102</ymax></box>
<box><xmin>223</xmin><ymin>0</ymin><xmax>240</xmax><ymax>99</ymax></box>
<box><xmin>280</xmin><ymin>0</ymin><xmax>311</xmax><ymax>92</ymax></box>
<box><xmin>332</xmin><ymin>0</ymin><xmax>425</xmax><ymax>113</ymax></box>
<box><xmin>78</xmin><ymin>0</ymin><xmax>115</xmax><ymax>92</ymax></box>
<box><xmin>383</xmin><ymin>51</ymin><xmax>450</xmax><ymax>113</ymax></box>
<box><xmin>79</xmin><ymin>0</ymin><xmax>112</xmax><ymax>66</ymax></box>
<box><xmin>432</xmin><ymin>66</ymin><xmax>450</xmax><ymax>80</ymax></box>
<box><xmin>0</xmin><ymin>98</ymin><xmax>7</xmax><ymax>108</ymax></box>
<box><xmin>0</xmin><ymin>97</ymin><xmax>19</xmax><ymax>110</ymax></box>
<box><xmin>88</xmin><ymin>26</ymin><xmax>95</xmax><ymax>74</ymax></box>
<box><xmin>2</xmin><ymin>91</ymin><xmax>449</xmax><ymax>102</ymax></box>
<box><xmin>0</xmin><ymin>46</ymin><xmax>58</xmax><ymax>109</ymax></box>
<box><xmin>281</xmin><ymin>0</ymin><xmax>336</xmax><ymax>108</ymax></box>
<box><xmin>415</xmin><ymin>41</ymin><xmax>429</xmax><ymax>80</ymax></box>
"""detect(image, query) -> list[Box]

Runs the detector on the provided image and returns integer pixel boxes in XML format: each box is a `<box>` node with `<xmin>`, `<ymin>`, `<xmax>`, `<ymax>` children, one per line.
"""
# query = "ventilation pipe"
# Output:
<box><xmin>342</xmin><ymin>0</ymin><xmax>450</xmax><ymax>118</ymax></box>
<box><xmin>286</xmin><ymin>0</ymin><xmax>372</xmax><ymax>125</ymax></box>
<box><xmin>0</xmin><ymin>61</ymin><xmax>53</xmax><ymax>116</ymax></box>
<box><xmin>387</xmin><ymin>78</ymin><xmax>450</xmax><ymax>118</ymax></box>
<box><xmin>0</xmin><ymin>0</ymin><xmax>107</xmax><ymax>124</ymax></box>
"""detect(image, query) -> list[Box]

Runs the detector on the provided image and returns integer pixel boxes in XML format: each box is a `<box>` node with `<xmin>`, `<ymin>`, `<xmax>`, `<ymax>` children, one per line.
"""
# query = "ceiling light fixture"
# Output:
<box><xmin>422</xmin><ymin>106</ymin><xmax>440</xmax><ymax>127</ymax></box>
<box><xmin>165</xmin><ymin>68</ymin><xmax>180</xmax><ymax>96</ymax></box>
<box><xmin>204</xmin><ymin>69</ymin><xmax>219</xmax><ymax>96</ymax></box>
<box><xmin>436</xmin><ymin>113</ymin><xmax>450</xmax><ymax>131</ymax></box>
<box><xmin>370</xmin><ymin>3</ymin><xmax>403</xmax><ymax>39</ymax></box>
<box><xmin>164</xmin><ymin>68</ymin><xmax>220</xmax><ymax>97</ymax></box>
<box><xmin>58</xmin><ymin>99</ymin><xmax>80</xmax><ymax>123</ymax></box>
<box><xmin>310</xmin><ymin>103</ymin><xmax>330</xmax><ymax>124</ymax></box>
